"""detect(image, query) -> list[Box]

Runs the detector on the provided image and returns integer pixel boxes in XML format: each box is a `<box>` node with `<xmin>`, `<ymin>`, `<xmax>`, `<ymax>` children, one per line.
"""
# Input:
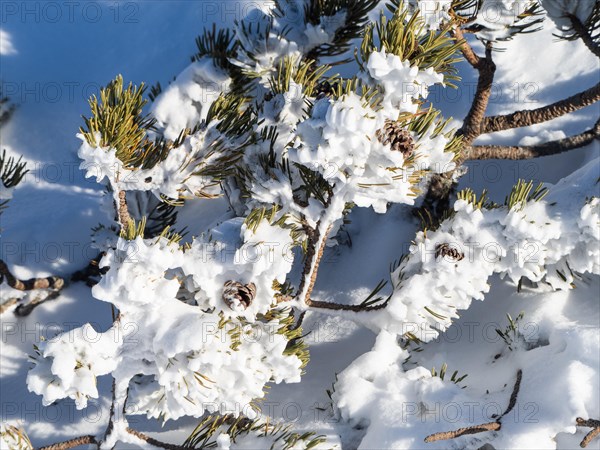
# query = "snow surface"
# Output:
<box><xmin>1</xmin><ymin>1</ymin><xmax>599</xmax><ymax>449</ymax></box>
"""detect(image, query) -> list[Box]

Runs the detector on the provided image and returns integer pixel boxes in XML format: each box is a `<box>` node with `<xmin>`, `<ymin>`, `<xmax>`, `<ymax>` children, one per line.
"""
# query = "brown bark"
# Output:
<box><xmin>35</xmin><ymin>428</ymin><xmax>193</xmax><ymax>450</ymax></box>
<box><xmin>465</xmin><ymin>121</ymin><xmax>600</xmax><ymax>160</ymax></box>
<box><xmin>452</xmin><ymin>26</ymin><xmax>480</xmax><ymax>68</ymax></box>
<box><xmin>117</xmin><ymin>190</ymin><xmax>132</xmax><ymax>234</ymax></box>
<box><xmin>125</xmin><ymin>428</ymin><xmax>192</xmax><ymax>450</ymax></box>
<box><xmin>421</xmin><ymin>31</ymin><xmax>496</xmax><ymax>218</ymax></box>
<box><xmin>461</xmin><ymin>43</ymin><xmax>497</xmax><ymax>146</ymax></box>
<box><xmin>298</xmin><ymin>223</ymin><xmax>332</xmax><ymax>305</ymax></box>
<box><xmin>576</xmin><ymin>417</ymin><xmax>600</xmax><ymax>448</ymax></box>
<box><xmin>0</xmin><ymin>259</ymin><xmax>64</xmax><ymax>291</ymax></box>
<box><xmin>483</xmin><ymin>82</ymin><xmax>600</xmax><ymax>134</ymax></box>
<box><xmin>36</xmin><ymin>436</ymin><xmax>97</xmax><ymax>450</ymax></box>
<box><xmin>424</xmin><ymin>422</ymin><xmax>501</xmax><ymax>443</ymax></box>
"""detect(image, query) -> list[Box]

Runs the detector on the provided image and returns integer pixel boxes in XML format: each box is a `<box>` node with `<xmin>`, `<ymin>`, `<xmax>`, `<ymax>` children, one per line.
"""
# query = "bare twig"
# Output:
<box><xmin>424</xmin><ymin>369</ymin><xmax>523</xmax><ymax>444</ymax></box>
<box><xmin>14</xmin><ymin>290</ymin><xmax>62</xmax><ymax>317</ymax></box>
<box><xmin>125</xmin><ymin>428</ymin><xmax>192</xmax><ymax>450</ymax></box>
<box><xmin>567</xmin><ymin>14</ymin><xmax>600</xmax><ymax>58</ymax></box>
<box><xmin>305</xmin><ymin>297</ymin><xmax>389</xmax><ymax>312</ymax></box>
<box><xmin>101</xmin><ymin>379</ymin><xmax>117</xmax><ymax>445</ymax></box>
<box><xmin>465</xmin><ymin>120</ymin><xmax>600</xmax><ymax>160</ymax></box>
<box><xmin>296</xmin><ymin>221</ymin><xmax>389</xmax><ymax>312</ymax></box>
<box><xmin>0</xmin><ymin>297</ymin><xmax>18</xmax><ymax>314</ymax></box>
<box><xmin>0</xmin><ymin>258</ymin><xmax>66</xmax><ymax>316</ymax></box>
<box><xmin>36</xmin><ymin>435</ymin><xmax>97</xmax><ymax>450</ymax></box>
<box><xmin>425</xmin><ymin>422</ymin><xmax>501</xmax><ymax>443</ymax></box>
<box><xmin>0</xmin><ymin>259</ymin><xmax>64</xmax><ymax>291</ymax></box>
<box><xmin>297</xmin><ymin>223</ymin><xmax>332</xmax><ymax>305</ymax></box>
<box><xmin>483</xmin><ymin>82</ymin><xmax>600</xmax><ymax>134</ymax></box>
<box><xmin>576</xmin><ymin>417</ymin><xmax>600</xmax><ymax>448</ymax></box>
<box><xmin>278</xmin><ymin>294</ymin><xmax>389</xmax><ymax>312</ymax></box>
<box><xmin>498</xmin><ymin>369</ymin><xmax>523</xmax><ymax>420</ymax></box>
<box><xmin>34</xmin><ymin>426</ymin><xmax>194</xmax><ymax>450</ymax></box>
<box><xmin>1</xmin><ymin>252</ymin><xmax>112</xmax><ymax>316</ymax></box>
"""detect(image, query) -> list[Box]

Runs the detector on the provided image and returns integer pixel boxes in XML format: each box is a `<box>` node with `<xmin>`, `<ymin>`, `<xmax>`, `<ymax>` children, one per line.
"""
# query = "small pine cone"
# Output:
<box><xmin>435</xmin><ymin>243</ymin><xmax>464</xmax><ymax>261</ymax></box>
<box><xmin>376</xmin><ymin>120</ymin><xmax>415</xmax><ymax>156</ymax></box>
<box><xmin>314</xmin><ymin>80</ymin><xmax>337</xmax><ymax>99</ymax></box>
<box><xmin>222</xmin><ymin>280</ymin><xmax>256</xmax><ymax>310</ymax></box>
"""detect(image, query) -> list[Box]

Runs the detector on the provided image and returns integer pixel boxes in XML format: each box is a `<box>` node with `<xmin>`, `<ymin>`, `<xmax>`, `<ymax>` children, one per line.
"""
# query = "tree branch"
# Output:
<box><xmin>460</xmin><ymin>43</ymin><xmax>497</xmax><ymax>146</ymax></box>
<box><xmin>0</xmin><ymin>297</ymin><xmax>18</xmax><ymax>314</ymax></box>
<box><xmin>297</xmin><ymin>222</ymin><xmax>333</xmax><ymax>305</ymax></box>
<box><xmin>465</xmin><ymin>120</ymin><xmax>600</xmax><ymax>160</ymax></box>
<box><xmin>125</xmin><ymin>428</ymin><xmax>192</xmax><ymax>450</ymax></box>
<box><xmin>36</xmin><ymin>436</ymin><xmax>97</xmax><ymax>450</ymax></box>
<box><xmin>567</xmin><ymin>13</ymin><xmax>600</xmax><ymax>58</ymax></box>
<box><xmin>576</xmin><ymin>417</ymin><xmax>600</xmax><ymax>448</ymax></box>
<box><xmin>305</xmin><ymin>297</ymin><xmax>389</xmax><ymax>312</ymax></box>
<box><xmin>14</xmin><ymin>290</ymin><xmax>62</xmax><ymax>316</ymax></box>
<box><xmin>420</xmin><ymin>32</ymin><xmax>496</xmax><ymax>218</ymax></box>
<box><xmin>483</xmin><ymin>82</ymin><xmax>600</xmax><ymax>134</ymax></box>
<box><xmin>34</xmin><ymin>427</ymin><xmax>194</xmax><ymax>450</ymax></box>
<box><xmin>497</xmin><ymin>368</ymin><xmax>522</xmax><ymax>420</ymax></box>
<box><xmin>424</xmin><ymin>422</ymin><xmax>501</xmax><ymax>443</ymax></box>
<box><xmin>452</xmin><ymin>26</ymin><xmax>480</xmax><ymax>68</ymax></box>
<box><xmin>0</xmin><ymin>258</ymin><xmax>65</xmax><ymax>316</ymax></box>
<box><xmin>424</xmin><ymin>369</ymin><xmax>522</xmax><ymax>444</ymax></box>
<box><xmin>0</xmin><ymin>259</ymin><xmax>64</xmax><ymax>291</ymax></box>
<box><xmin>101</xmin><ymin>378</ymin><xmax>117</xmax><ymax>445</ymax></box>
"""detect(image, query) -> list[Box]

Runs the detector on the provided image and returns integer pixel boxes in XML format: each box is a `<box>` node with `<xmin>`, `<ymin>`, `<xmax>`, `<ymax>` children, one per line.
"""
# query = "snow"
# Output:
<box><xmin>542</xmin><ymin>0</ymin><xmax>596</xmax><ymax>30</ymax></box>
<box><xmin>1</xmin><ymin>1</ymin><xmax>599</xmax><ymax>449</ymax></box>
<box><xmin>150</xmin><ymin>57</ymin><xmax>231</xmax><ymax>141</ymax></box>
<box><xmin>408</xmin><ymin>0</ymin><xmax>453</xmax><ymax>31</ymax></box>
<box><xmin>335</xmin><ymin>276</ymin><xmax>600</xmax><ymax>449</ymax></box>
<box><xmin>27</xmin><ymin>323</ymin><xmax>120</xmax><ymax>410</ymax></box>
<box><xmin>366</xmin><ymin>50</ymin><xmax>446</xmax><ymax>114</ymax></box>
<box><xmin>0</xmin><ymin>29</ymin><xmax>17</xmax><ymax>55</ymax></box>
<box><xmin>473</xmin><ymin>0</ymin><xmax>542</xmax><ymax>41</ymax></box>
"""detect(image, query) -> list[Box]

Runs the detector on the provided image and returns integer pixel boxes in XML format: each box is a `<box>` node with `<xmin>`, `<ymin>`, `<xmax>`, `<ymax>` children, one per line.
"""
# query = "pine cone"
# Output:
<box><xmin>376</xmin><ymin>120</ymin><xmax>415</xmax><ymax>156</ymax></box>
<box><xmin>314</xmin><ymin>80</ymin><xmax>337</xmax><ymax>99</ymax></box>
<box><xmin>435</xmin><ymin>243</ymin><xmax>464</xmax><ymax>261</ymax></box>
<box><xmin>222</xmin><ymin>280</ymin><xmax>256</xmax><ymax>310</ymax></box>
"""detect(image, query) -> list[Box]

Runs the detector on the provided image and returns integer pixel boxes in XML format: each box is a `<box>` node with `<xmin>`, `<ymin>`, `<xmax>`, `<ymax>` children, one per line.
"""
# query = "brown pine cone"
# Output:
<box><xmin>222</xmin><ymin>280</ymin><xmax>257</xmax><ymax>310</ymax></box>
<box><xmin>435</xmin><ymin>243</ymin><xmax>464</xmax><ymax>261</ymax></box>
<box><xmin>376</xmin><ymin>120</ymin><xmax>415</xmax><ymax>156</ymax></box>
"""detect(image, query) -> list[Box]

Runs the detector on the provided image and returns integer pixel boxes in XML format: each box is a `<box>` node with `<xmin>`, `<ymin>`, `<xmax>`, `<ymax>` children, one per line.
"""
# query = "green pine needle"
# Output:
<box><xmin>359</xmin><ymin>4</ymin><xmax>462</xmax><ymax>85</ymax></box>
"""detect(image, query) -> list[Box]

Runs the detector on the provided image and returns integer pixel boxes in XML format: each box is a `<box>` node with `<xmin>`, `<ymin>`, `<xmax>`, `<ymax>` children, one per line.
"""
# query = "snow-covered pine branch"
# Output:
<box><xmin>7</xmin><ymin>0</ymin><xmax>599</xmax><ymax>448</ymax></box>
<box><xmin>362</xmin><ymin>158</ymin><xmax>599</xmax><ymax>340</ymax></box>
